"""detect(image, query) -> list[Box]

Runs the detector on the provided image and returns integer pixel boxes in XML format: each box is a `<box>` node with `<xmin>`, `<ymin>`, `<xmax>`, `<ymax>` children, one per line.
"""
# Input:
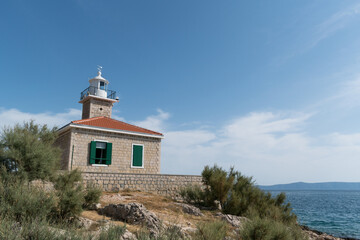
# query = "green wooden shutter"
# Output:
<box><xmin>106</xmin><ymin>142</ymin><xmax>112</xmax><ymax>165</ymax></box>
<box><xmin>89</xmin><ymin>141</ymin><xmax>96</xmax><ymax>164</ymax></box>
<box><xmin>132</xmin><ymin>145</ymin><xmax>143</xmax><ymax>167</ymax></box>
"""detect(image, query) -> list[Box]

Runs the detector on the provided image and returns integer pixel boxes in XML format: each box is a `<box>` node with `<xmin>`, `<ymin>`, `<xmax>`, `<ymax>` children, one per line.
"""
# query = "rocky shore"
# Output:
<box><xmin>301</xmin><ymin>225</ymin><xmax>358</xmax><ymax>240</ymax></box>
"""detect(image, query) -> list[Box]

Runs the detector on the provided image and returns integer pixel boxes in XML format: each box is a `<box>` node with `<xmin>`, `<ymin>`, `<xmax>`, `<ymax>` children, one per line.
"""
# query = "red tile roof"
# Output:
<box><xmin>72</xmin><ymin>116</ymin><xmax>163</xmax><ymax>136</ymax></box>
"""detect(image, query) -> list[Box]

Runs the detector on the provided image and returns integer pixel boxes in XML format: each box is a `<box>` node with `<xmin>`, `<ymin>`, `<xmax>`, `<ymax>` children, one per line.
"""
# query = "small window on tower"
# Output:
<box><xmin>100</xmin><ymin>81</ymin><xmax>105</xmax><ymax>90</ymax></box>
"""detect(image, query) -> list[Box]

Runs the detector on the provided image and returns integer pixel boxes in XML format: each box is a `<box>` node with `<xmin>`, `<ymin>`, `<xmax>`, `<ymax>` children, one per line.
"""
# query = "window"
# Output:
<box><xmin>131</xmin><ymin>144</ymin><xmax>144</xmax><ymax>168</ymax></box>
<box><xmin>100</xmin><ymin>81</ymin><xmax>105</xmax><ymax>90</ymax></box>
<box><xmin>89</xmin><ymin>141</ymin><xmax>112</xmax><ymax>165</ymax></box>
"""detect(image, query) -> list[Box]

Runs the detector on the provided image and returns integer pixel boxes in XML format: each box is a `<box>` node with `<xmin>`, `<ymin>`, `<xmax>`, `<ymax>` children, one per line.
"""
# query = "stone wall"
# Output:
<box><xmin>81</xmin><ymin>97</ymin><xmax>114</xmax><ymax>119</ymax></box>
<box><xmin>54</xmin><ymin>130</ymin><xmax>72</xmax><ymax>170</ymax></box>
<box><xmin>82</xmin><ymin>172</ymin><xmax>202</xmax><ymax>198</ymax></box>
<box><xmin>71</xmin><ymin>128</ymin><xmax>161</xmax><ymax>174</ymax></box>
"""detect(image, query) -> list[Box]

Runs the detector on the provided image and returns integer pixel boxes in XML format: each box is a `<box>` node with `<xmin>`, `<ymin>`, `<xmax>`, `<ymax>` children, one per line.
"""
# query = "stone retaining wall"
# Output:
<box><xmin>82</xmin><ymin>172</ymin><xmax>202</xmax><ymax>198</ymax></box>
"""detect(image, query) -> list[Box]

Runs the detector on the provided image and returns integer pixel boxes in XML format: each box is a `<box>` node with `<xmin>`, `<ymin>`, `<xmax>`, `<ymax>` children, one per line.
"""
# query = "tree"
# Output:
<box><xmin>202</xmin><ymin>165</ymin><xmax>236</xmax><ymax>208</ymax></box>
<box><xmin>0</xmin><ymin>121</ymin><xmax>60</xmax><ymax>181</ymax></box>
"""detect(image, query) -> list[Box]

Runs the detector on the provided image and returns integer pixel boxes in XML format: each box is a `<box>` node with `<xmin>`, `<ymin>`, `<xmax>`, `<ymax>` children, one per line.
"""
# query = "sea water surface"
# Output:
<box><xmin>270</xmin><ymin>190</ymin><xmax>360</xmax><ymax>239</ymax></box>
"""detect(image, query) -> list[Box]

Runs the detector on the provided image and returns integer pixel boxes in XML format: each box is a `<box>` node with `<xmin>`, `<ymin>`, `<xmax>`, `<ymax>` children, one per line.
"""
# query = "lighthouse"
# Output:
<box><xmin>79</xmin><ymin>67</ymin><xmax>118</xmax><ymax>119</ymax></box>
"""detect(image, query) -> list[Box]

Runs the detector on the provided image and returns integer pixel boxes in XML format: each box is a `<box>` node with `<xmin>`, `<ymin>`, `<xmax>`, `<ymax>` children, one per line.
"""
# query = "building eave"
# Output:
<box><xmin>58</xmin><ymin>123</ymin><xmax>164</xmax><ymax>139</ymax></box>
<box><xmin>57</xmin><ymin>123</ymin><xmax>71</xmax><ymax>134</ymax></box>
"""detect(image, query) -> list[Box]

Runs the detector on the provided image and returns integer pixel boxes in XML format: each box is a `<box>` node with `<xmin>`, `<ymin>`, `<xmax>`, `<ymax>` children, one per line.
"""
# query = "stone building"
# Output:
<box><xmin>56</xmin><ymin>69</ymin><xmax>163</xmax><ymax>174</ymax></box>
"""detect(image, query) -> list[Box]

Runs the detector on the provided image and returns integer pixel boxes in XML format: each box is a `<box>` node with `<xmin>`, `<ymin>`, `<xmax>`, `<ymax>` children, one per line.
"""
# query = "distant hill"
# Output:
<box><xmin>258</xmin><ymin>182</ymin><xmax>360</xmax><ymax>191</ymax></box>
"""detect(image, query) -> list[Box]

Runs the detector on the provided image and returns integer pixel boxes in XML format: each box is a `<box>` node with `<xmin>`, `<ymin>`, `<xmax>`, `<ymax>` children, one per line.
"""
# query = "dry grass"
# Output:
<box><xmin>82</xmin><ymin>190</ymin><xmax>219</xmax><ymax>233</ymax></box>
<box><xmin>81</xmin><ymin>210</ymin><xmax>141</xmax><ymax>232</ymax></box>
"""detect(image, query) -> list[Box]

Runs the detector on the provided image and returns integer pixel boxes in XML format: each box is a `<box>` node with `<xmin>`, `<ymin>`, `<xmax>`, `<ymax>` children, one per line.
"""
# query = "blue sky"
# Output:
<box><xmin>2</xmin><ymin>0</ymin><xmax>360</xmax><ymax>184</ymax></box>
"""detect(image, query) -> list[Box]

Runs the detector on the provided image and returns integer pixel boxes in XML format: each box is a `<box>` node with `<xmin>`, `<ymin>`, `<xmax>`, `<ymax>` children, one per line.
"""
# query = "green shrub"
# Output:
<box><xmin>240</xmin><ymin>218</ymin><xmax>307</xmax><ymax>240</ymax></box>
<box><xmin>0</xmin><ymin>218</ymin><xmax>130</xmax><ymax>240</ymax></box>
<box><xmin>180</xmin><ymin>185</ymin><xmax>204</xmax><ymax>206</ymax></box>
<box><xmin>180</xmin><ymin>165</ymin><xmax>297</xmax><ymax>226</ymax></box>
<box><xmin>202</xmin><ymin>165</ymin><xmax>236</xmax><ymax>208</ymax></box>
<box><xmin>0</xmin><ymin>121</ymin><xmax>61</xmax><ymax>181</ymax></box>
<box><xmin>136</xmin><ymin>225</ymin><xmax>186</xmax><ymax>240</ymax></box>
<box><xmin>194</xmin><ymin>220</ymin><xmax>227</xmax><ymax>240</ymax></box>
<box><xmin>0</xmin><ymin>218</ymin><xmax>91</xmax><ymax>240</ymax></box>
<box><xmin>136</xmin><ymin>229</ymin><xmax>152</xmax><ymax>240</ymax></box>
<box><xmin>0</xmin><ymin>172</ymin><xmax>56</xmax><ymax>222</ymax></box>
<box><xmin>98</xmin><ymin>225</ymin><xmax>126</xmax><ymax>240</ymax></box>
<box><xmin>53</xmin><ymin>169</ymin><xmax>84</xmax><ymax>221</ymax></box>
<box><xmin>159</xmin><ymin>225</ymin><xmax>185</xmax><ymax>240</ymax></box>
<box><xmin>83</xmin><ymin>182</ymin><xmax>102</xmax><ymax>209</ymax></box>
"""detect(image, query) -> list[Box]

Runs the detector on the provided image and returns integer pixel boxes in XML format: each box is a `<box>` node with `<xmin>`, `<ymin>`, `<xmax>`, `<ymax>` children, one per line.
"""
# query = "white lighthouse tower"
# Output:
<box><xmin>88</xmin><ymin>66</ymin><xmax>109</xmax><ymax>98</ymax></box>
<box><xmin>79</xmin><ymin>67</ymin><xmax>118</xmax><ymax>119</ymax></box>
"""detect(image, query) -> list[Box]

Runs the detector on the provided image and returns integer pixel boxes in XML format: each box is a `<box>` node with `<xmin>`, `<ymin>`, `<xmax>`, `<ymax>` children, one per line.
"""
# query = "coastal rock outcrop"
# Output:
<box><xmin>175</xmin><ymin>203</ymin><xmax>204</xmax><ymax>216</ymax></box>
<box><xmin>215</xmin><ymin>212</ymin><xmax>249</xmax><ymax>228</ymax></box>
<box><xmin>301</xmin><ymin>226</ymin><xmax>355</xmax><ymax>240</ymax></box>
<box><xmin>98</xmin><ymin>203</ymin><xmax>161</xmax><ymax>235</ymax></box>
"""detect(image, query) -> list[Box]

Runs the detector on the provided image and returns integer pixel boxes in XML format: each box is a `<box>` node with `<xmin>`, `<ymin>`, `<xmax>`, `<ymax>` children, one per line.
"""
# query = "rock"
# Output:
<box><xmin>181</xmin><ymin>226</ymin><xmax>197</xmax><ymax>233</ymax></box>
<box><xmin>120</xmin><ymin>229</ymin><xmax>137</xmax><ymax>240</ymax></box>
<box><xmin>215</xmin><ymin>212</ymin><xmax>249</xmax><ymax>228</ymax></box>
<box><xmin>214</xmin><ymin>200</ymin><xmax>222</xmax><ymax>211</ymax></box>
<box><xmin>88</xmin><ymin>203</ymin><xmax>102</xmax><ymax>210</ymax></box>
<box><xmin>175</xmin><ymin>203</ymin><xmax>203</xmax><ymax>216</ymax></box>
<box><xmin>77</xmin><ymin>217</ymin><xmax>95</xmax><ymax>230</ymax></box>
<box><xmin>77</xmin><ymin>217</ymin><xmax>102</xmax><ymax>231</ymax></box>
<box><xmin>301</xmin><ymin>225</ymin><xmax>351</xmax><ymax>240</ymax></box>
<box><xmin>98</xmin><ymin>203</ymin><xmax>161</xmax><ymax>235</ymax></box>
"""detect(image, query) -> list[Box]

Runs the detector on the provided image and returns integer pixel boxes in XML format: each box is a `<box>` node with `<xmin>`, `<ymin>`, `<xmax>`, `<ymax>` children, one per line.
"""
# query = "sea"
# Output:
<box><xmin>270</xmin><ymin>190</ymin><xmax>360</xmax><ymax>239</ymax></box>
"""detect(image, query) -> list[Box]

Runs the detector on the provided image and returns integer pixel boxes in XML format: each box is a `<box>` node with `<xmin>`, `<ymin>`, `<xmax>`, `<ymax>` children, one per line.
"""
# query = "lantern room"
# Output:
<box><xmin>80</xmin><ymin>67</ymin><xmax>117</xmax><ymax>101</ymax></box>
<box><xmin>88</xmin><ymin>70</ymin><xmax>109</xmax><ymax>98</ymax></box>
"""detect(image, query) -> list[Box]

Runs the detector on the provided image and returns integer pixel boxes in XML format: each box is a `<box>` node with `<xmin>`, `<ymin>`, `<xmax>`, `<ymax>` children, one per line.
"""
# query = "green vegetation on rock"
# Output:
<box><xmin>181</xmin><ymin>165</ymin><xmax>307</xmax><ymax>239</ymax></box>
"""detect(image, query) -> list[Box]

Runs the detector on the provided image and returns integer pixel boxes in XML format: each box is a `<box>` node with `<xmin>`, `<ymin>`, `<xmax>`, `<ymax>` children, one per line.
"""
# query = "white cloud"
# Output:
<box><xmin>165</xmin><ymin>130</ymin><xmax>216</xmax><ymax>148</ymax></box>
<box><xmin>311</xmin><ymin>3</ymin><xmax>360</xmax><ymax>48</ymax></box>
<box><xmin>162</xmin><ymin>112</ymin><xmax>312</xmax><ymax>182</ymax></box>
<box><xmin>333</xmin><ymin>78</ymin><xmax>360</xmax><ymax>108</ymax></box>
<box><xmin>0</xmin><ymin>108</ymin><xmax>81</xmax><ymax>129</ymax></box>
<box><xmin>328</xmin><ymin>132</ymin><xmax>360</xmax><ymax>146</ymax></box>
<box><xmin>309</xmin><ymin>76</ymin><xmax>360</xmax><ymax>111</ymax></box>
<box><xmin>132</xmin><ymin>109</ymin><xmax>170</xmax><ymax>132</ymax></box>
<box><xmin>221</xmin><ymin>112</ymin><xmax>310</xmax><ymax>137</ymax></box>
<box><xmin>160</xmin><ymin>111</ymin><xmax>360</xmax><ymax>185</ymax></box>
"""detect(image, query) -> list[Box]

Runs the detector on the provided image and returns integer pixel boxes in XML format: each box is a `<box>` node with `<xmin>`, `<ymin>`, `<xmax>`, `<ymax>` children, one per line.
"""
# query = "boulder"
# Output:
<box><xmin>88</xmin><ymin>203</ymin><xmax>102</xmax><ymax>211</ymax></box>
<box><xmin>98</xmin><ymin>203</ymin><xmax>161</xmax><ymax>235</ymax></box>
<box><xmin>175</xmin><ymin>203</ymin><xmax>203</xmax><ymax>216</ymax></box>
<box><xmin>120</xmin><ymin>229</ymin><xmax>137</xmax><ymax>240</ymax></box>
<box><xmin>77</xmin><ymin>217</ymin><xmax>100</xmax><ymax>231</ymax></box>
<box><xmin>215</xmin><ymin>212</ymin><xmax>249</xmax><ymax>228</ymax></box>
